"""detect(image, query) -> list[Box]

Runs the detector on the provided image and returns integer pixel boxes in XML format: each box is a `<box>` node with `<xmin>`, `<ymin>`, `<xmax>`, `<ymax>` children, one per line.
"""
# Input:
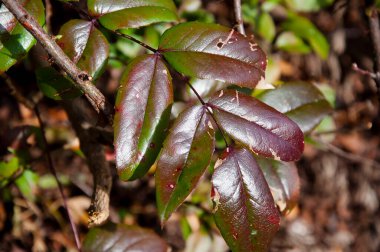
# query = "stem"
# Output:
<box><xmin>1</xmin><ymin>0</ymin><xmax>113</xmax><ymax>124</ymax></box>
<box><xmin>35</xmin><ymin>106</ymin><xmax>82</xmax><ymax>251</ymax></box>
<box><xmin>113</xmin><ymin>30</ymin><xmax>157</xmax><ymax>53</ymax></box>
<box><xmin>186</xmin><ymin>82</ymin><xmax>229</xmax><ymax>147</ymax></box>
<box><xmin>233</xmin><ymin>0</ymin><xmax>245</xmax><ymax>35</ymax></box>
<box><xmin>369</xmin><ymin>8</ymin><xmax>380</xmax><ymax>99</ymax></box>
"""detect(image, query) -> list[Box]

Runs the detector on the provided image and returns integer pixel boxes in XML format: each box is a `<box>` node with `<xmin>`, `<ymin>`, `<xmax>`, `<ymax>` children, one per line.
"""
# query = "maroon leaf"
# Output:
<box><xmin>114</xmin><ymin>54</ymin><xmax>173</xmax><ymax>181</ymax></box>
<box><xmin>208</xmin><ymin>90</ymin><xmax>304</xmax><ymax>161</ymax></box>
<box><xmin>257</xmin><ymin>157</ymin><xmax>300</xmax><ymax>214</ymax></box>
<box><xmin>156</xmin><ymin>105</ymin><xmax>215</xmax><ymax>221</ymax></box>
<box><xmin>211</xmin><ymin>147</ymin><xmax>280</xmax><ymax>252</ymax></box>
<box><xmin>82</xmin><ymin>223</ymin><xmax>169</xmax><ymax>252</ymax></box>
<box><xmin>57</xmin><ymin>19</ymin><xmax>109</xmax><ymax>79</ymax></box>
<box><xmin>159</xmin><ymin>22</ymin><xmax>267</xmax><ymax>88</ymax></box>
<box><xmin>258</xmin><ymin>82</ymin><xmax>332</xmax><ymax>133</ymax></box>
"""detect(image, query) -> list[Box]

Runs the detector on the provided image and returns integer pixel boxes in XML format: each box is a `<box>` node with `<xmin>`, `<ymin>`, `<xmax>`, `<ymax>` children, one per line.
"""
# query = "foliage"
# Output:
<box><xmin>0</xmin><ymin>0</ymin><xmax>334</xmax><ymax>251</ymax></box>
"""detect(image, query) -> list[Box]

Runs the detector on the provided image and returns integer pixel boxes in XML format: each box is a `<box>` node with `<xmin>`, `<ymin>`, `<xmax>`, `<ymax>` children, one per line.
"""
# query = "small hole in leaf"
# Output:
<box><xmin>217</xmin><ymin>42</ymin><xmax>223</xmax><ymax>48</ymax></box>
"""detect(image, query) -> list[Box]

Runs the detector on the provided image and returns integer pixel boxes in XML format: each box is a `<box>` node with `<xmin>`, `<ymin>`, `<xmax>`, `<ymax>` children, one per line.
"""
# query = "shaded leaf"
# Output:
<box><xmin>0</xmin><ymin>0</ymin><xmax>45</xmax><ymax>73</ymax></box>
<box><xmin>87</xmin><ymin>0</ymin><xmax>178</xmax><ymax>30</ymax></box>
<box><xmin>257</xmin><ymin>157</ymin><xmax>300</xmax><ymax>214</ymax></box>
<box><xmin>208</xmin><ymin>90</ymin><xmax>304</xmax><ymax>161</ymax></box>
<box><xmin>83</xmin><ymin>223</ymin><xmax>169</xmax><ymax>252</ymax></box>
<box><xmin>57</xmin><ymin>19</ymin><xmax>109</xmax><ymax>79</ymax></box>
<box><xmin>211</xmin><ymin>147</ymin><xmax>280</xmax><ymax>252</ymax></box>
<box><xmin>36</xmin><ymin>67</ymin><xmax>82</xmax><ymax>100</ymax></box>
<box><xmin>114</xmin><ymin>54</ymin><xmax>173</xmax><ymax>181</ymax></box>
<box><xmin>258</xmin><ymin>82</ymin><xmax>332</xmax><ymax>133</ymax></box>
<box><xmin>159</xmin><ymin>22</ymin><xmax>267</xmax><ymax>88</ymax></box>
<box><xmin>156</xmin><ymin>105</ymin><xmax>215</xmax><ymax>221</ymax></box>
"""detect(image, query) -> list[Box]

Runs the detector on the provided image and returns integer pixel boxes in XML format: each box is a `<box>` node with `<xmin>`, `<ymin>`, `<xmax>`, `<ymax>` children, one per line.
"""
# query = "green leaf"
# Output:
<box><xmin>257</xmin><ymin>82</ymin><xmax>332</xmax><ymax>133</ymax></box>
<box><xmin>156</xmin><ymin>105</ymin><xmax>215</xmax><ymax>222</ymax></box>
<box><xmin>83</xmin><ymin>223</ymin><xmax>169</xmax><ymax>252</ymax></box>
<box><xmin>275</xmin><ymin>31</ymin><xmax>312</xmax><ymax>54</ymax></box>
<box><xmin>0</xmin><ymin>0</ymin><xmax>45</xmax><ymax>73</ymax></box>
<box><xmin>211</xmin><ymin>147</ymin><xmax>280</xmax><ymax>252</ymax></box>
<box><xmin>256</xmin><ymin>157</ymin><xmax>300</xmax><ymax>214</ymax></box>
<box><xmin>114</xmin><ymin>54</ymin><xmax>173</xmax><ymax>181</ymax></box>
<box><xmin>57</xmin><ymin>19</ymin><xmax>109</xmax><ymax>79</ymax></box>
<box><xmin>282</xmin><ymin>14</ymin><xmax>329</xmax><ymax>59</ymax></box>
<box><xmin>208</xmin><ymin>90</ymin><xmax>304</xmax><ymax>161</ymax></box>
<box><xmin>257</xmin><ymin>12</ymin><xmax>276</xmax><ymax>42</ymax></box>
<box><xmin>159</xmin><ymin>22</ymin><xmax>267</xmax><ymax>88</ymax></box>
<box><xmin>87</xmin><ymin>0</ymin><xmax>178</xmax><ymax>30</ymax></box>
<box><xmin>0</xmin><ymin>157</ymin><xmax>20</xmax><ymax>187</ymax></box>
<box><xmin>15</xmin><ymin>169</ymin><xmax>39</xmax><ymax>202</ymax></box>
<box><xmin>285</xmin><ymin>0</ymin><xmax>334</xmax><ymax>12</ymax></box>
<box><xmin>36</xmin><ymin>67</ymin><xmax>82</xmax><ymax>100</ymax></box>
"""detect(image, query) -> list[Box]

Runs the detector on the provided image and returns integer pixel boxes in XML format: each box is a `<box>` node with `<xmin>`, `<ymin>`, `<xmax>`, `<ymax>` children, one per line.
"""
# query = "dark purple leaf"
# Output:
<box><xmin>57</xmin><ymin>19</ymin><xmax>109</xmax><ymax>79</ymax></box>
<box><xmin>159</xmin><ymin>22</ymin><xmax>266</xmax><ymax>88</ymax></box>
<box><xmin>114</xmin><ymin>54</ymin><xmax>173</xmax><ymax>181</ymax></box>
<box><xmin>83</xmin><ymin>223</ymin><xmax>169</xmax><ymax>252</ymax></box>
<box><xmin>211</xmin><ymin>147</ymin><xmax>280</xmax><ymax>252</ymax></box>
<box><xmin>156</xmin><ymin>105</ymin><xmax>215</xmax><ymax>221</ymax></box>
<box><xmin>87</xmin><ymin>0</ymin><xmax>178</xmax><ymax>30</ymax></box>
<box><xmin>257</xmin><ymin>158</ymin><xmax>300</xmax><ymax>214</ymax></box>
<box><xmin>208</xmin><ymin>90</ymin><xmax>304</xmax><ymax>161</ymax></box>
<box><xmin>258</xmin><ymin>82</ymin><xmax>332</xmax><ymax>133</ymax></box>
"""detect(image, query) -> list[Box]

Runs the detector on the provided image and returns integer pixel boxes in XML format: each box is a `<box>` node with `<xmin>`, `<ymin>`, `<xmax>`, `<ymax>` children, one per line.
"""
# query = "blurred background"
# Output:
<box><xmin>1</xmin><ymin>0</ymin><xmax>380</xmax><ymax>251</ymax></box>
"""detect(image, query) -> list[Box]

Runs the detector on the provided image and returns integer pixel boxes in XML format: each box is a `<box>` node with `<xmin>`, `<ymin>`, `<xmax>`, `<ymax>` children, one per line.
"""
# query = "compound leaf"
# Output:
<box><xmin>87</xmin><ymin>0</ymin><xmax>178</xmax><ymax>30</ymax></box>
<box><xmin>257</xmin><ymin>157</ymin><xmax>300</xmax><ymax>214</ymax></box>
<box><xmin>211</xmin><ymin>147</ymin><xmax>280</xmax><ymax>252</ymax></box>
<box><xmin>156</xmin><ymin>105</ymin><xmax>215</xmax><ymax>222</ymax></box>
<box><xmin>258</xmin><ymin>82</ymin><xmax>332</xmax><ymax>133</ymax></box>
<box><xmin>57</xmin><ymin>19</ymin><xmax>109</xmax><ymax>79</ymax></box>
<box><xmin>208</xmin><ymin>90</ymin><xmax>304</xmax><ymax>161</ymax></box>
<box><xmin>159</xmin><ymin>22</ymin><xmax>267</xmax><ymax>88</ymax></box>
<box><xmin>0</xmin><ymin>0</ymin><xmax>45</xmax><ymax>73</ymax></box>
<box><xmin>114</xmin><ymin>54</ymin><xmax>173</xmax><ymax>181</ymax></box>
<box><xmin>83</xmin><ymin>223</ymin><xmax>169</xmax><ymax>252</ymax></box>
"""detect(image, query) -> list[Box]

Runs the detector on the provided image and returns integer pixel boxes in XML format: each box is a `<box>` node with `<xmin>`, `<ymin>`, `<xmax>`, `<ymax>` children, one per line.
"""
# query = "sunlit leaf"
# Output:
<box><xmin>57</xmin><ymin>19</ymin><xmax>109</xmax><ymax>79</ymax></box>
<box><xmin>285</xmin><ymin>0</ymin><xmax>334</xmax><ymax>12</ymax></box>
<box><xmin>208</xmin><ymin>90</ymin><xmax>304</xmax><ymax>161</ymax></box>
<box><xmin>258</xmin><ymin>82</ymin><xmax>332</xmax><ymax>133</ymax></box>
<box><xmin>0</xmin><ymin>0</ymin><xmax>45</xmax><ymax>73</ymax></box>
<box><xmin>114</xmin><ymin>54</ymin><xmax>173</xmax><ymax>181</ymax></box>
<box><xmin>156</xmin><ymin>105</ymin><xmax>215</xmax><ymax>221</ymax></box>
<box><xmin>257</xmin><ymin>12</ymin><xmax>276</xmax><ymax>42</ymax></box>
<box><xmin>212</xmin><ymin>147</ymin><xmax>280</xmax><ymax>252</ymax></box>
<box><xmin>87</xmin><ymin>0</ymin><xmax>178</xmax><ymax>30</ymax></box>
<box><xmin>159</xmin><ymin>22</ymin><xmax>267</xmax><ymax>88</ymax></box>
<box><xmin>15</xmin><ymin>170</ymin><xmax>38</xmax><ymax>202</ymax></box>
<box><xmin>275</xmin><ymin>31</ymin><xmax>312</xmax><ymax>54</ymax></box>
<box><xmin>282</xmin><ymin>14</ymin><xmax>329</xmax><ymax>59</ymax></box>
<box><xmin>83</xmin><ymin>223</ymin><xmax>169</xmax><ymax>252</ymax></box>
<box><xmin>256</xmin><ymin>157</ymin><xmax>300</xmax><ymax>214</ymax></box>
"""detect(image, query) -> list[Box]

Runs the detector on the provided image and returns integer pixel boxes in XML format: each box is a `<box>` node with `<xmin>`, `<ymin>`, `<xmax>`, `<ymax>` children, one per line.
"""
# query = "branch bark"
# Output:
<box><xmin>63</xmin><ymin>99</ymin><xmax>112</xmax><ymax>228</ymax></box>
<box><xmin>369</xmin><ymin>8</ymin><xmax>380</xmax><ymax>92</ymax></box>
<box><xmin>233</xmin><ymin>0</ymin><xmax>245</xmax><ymax>35</ymax></box>
<box><xmin>1</xmin><ymin>0</ymin><xmax>113</xmax><ymax>124</ymax></box>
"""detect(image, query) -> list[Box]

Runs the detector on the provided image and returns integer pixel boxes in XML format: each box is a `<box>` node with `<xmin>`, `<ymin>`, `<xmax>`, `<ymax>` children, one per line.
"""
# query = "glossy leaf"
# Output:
<box><xmin>159</xmin><ymin>22</ymin><xmax>267</xmax><ymax>88</ymax></box>
<box><xmin>114</xmin><ymin>54</ymin><xmax>173</xmax><ymax>181</ymax></box>
<box><xmin>57</xmin><ymin>19</ymin><xmax>109</xmax><ymax>79</ymax></box>
<box><xmin>87</xmin><ymin>0</ymin><xmax>178</xmax><ymax>30</ymax></box>
<box><xmin>211</xmin><ymin>147</ymin><xmax>280</xmax><ymax>252</ymax></box>
<box><xmin>36</xmin><ymin>67</ymin><xmax>82</xmax><ymax>100</ymax></box>
<box><xmin>0</xmin><ymin>0</ymin><xmax>45</xmax><ymax>73</ymax></box>
<box><xmin>258</xmin><ymin>82</ymin><xmax>333</xmax><ymax>133</ymax></box>
<box><xmin>208</xmin><ymin>90</ymin><xmax>304</xmax><ymax>161</ymax></box>
<box><xmin>257</xmin><ymin>157</ymin><xmax>300</xmax><ymax>214</ymax></box>
<box><xmin>156</xmin><ymin>105</ymin><xmax>215</xmax><ymax>221</ymax></box>
<box><xmin>83</xmin><ymin>223</ymin><xmax>169</xmax><ymax>252</ymax></box>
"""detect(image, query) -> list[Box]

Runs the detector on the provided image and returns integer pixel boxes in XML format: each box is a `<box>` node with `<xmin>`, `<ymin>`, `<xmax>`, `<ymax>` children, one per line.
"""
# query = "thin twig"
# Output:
<box><xmin>233</xmin><ymin>0</ymin><xmax>245</xmax><ymax>35</ymax></box>
<box><xmin>352</xmin><ymin>63</ymin><xmax>377</xmax><ymax>79</ymax></box>
<box><xmin>113</xmin><ymin>30</ymin><xmax>157</xmax><ymax>53</ymax></box>
<box><xmin>34</xmin><ymin>106</ymin><xmax>82</xmax><ymax>251</ymax></box>
<box><xmin>1</xmin><ymin>0</ymin><xmax>113</xmax><ymax>124</ymax></box>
